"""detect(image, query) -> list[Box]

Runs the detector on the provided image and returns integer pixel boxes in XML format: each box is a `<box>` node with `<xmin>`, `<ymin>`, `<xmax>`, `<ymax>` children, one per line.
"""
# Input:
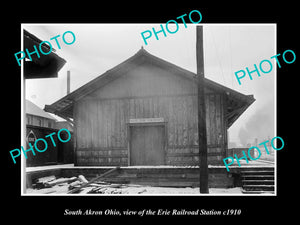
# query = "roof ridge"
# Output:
<box><xmin>45</xmin><ymin>49</ymin><xmax>255</xmax><ymax>127</ymax></box>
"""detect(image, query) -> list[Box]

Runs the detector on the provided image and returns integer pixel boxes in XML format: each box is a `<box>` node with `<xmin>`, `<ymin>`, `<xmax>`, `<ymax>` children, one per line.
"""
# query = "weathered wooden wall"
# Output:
<box><xmin>26</xmin><ymin>125</ymin><xmax>74</xmax><ymax>166</ymax></box>
<box><xmin>74</xmin><ymin>62</ymin><xmax>227</xmax><ymax>166</ymax></box>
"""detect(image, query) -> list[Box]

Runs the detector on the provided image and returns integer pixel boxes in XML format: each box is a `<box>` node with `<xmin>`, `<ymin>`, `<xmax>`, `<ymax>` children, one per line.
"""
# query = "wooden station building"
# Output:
<box><xmin>45</xmin><ymin>48</ymin><xmax>255</xmax><ymax>167</ymax></box>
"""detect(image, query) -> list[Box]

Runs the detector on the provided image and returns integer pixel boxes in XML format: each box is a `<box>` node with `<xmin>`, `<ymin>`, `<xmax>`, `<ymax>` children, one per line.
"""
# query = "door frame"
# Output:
<box><xmin>127</xmin><ymin>118</ymin><xmax>167</xmax><ymax>166</ymax></box>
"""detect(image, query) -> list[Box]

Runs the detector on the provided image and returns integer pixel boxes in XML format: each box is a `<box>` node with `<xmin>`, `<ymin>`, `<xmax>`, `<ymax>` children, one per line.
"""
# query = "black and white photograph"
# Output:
<box><xmin>3</xmin><ymin>5</ymin><xmax>297</xmax><ymax>223</ymax></box>
<box><xmin>21</xmin><ymin>23</ymin><xmax>276</xmax><ymax>195</ymax></box>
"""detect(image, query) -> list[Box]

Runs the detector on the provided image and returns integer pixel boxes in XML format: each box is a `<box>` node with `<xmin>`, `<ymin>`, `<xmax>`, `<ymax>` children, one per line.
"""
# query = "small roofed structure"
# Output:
<box><xmin>26</xmin><ymin>99</ymin><xmax>56</xmax><ymax>128</ymax></box>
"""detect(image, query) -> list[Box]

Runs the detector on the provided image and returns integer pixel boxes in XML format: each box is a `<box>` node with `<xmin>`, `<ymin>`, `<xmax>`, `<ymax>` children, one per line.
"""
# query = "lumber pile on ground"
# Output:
<box><xmin>30</xmin><ymin>176</ymin><xmax>147</xmax><ymax>194</ymax></box>
<box><xmin>33</xmin><ymin>176</ymin><xmax>78</xmax><ymax>189</ymax></box>
<box><xmin>29</xmin><ymin>167</ymin><xmax>133</xmax><ymax>194</ymax></box>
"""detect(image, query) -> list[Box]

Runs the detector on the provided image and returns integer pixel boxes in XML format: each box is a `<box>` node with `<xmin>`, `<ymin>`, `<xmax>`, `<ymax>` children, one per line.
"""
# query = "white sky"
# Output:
<box><xmin>23</xmin><ymin>23</ymin><xmax>276</xmax><ymax>145</ymax></box>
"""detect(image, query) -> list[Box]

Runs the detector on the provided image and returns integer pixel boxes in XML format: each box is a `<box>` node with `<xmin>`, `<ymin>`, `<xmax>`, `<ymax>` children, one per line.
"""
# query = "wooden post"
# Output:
<box><xmin>196</xmin><ymin>25</ymin><xmax>209</xmax><ymax>193</ymax></box>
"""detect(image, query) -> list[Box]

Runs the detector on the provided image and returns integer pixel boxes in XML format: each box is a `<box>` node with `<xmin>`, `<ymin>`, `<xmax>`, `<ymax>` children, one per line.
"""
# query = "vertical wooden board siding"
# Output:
<box><xmin>73</xmin><ymin>102</ymin><xmax>78</xmax><ymax>163</ymax></box>
<box><xmin>94</xmin><ymin>100</ymin><xmax>99</xmax><ymax>148</ymax></box>
<box><xmin>188</xmin><ymin>96</ymin><xmax>194</xmax><ymax>146</ymax></box>
<box><xmin>112</xmin><ymin>99</ymin><xmax>120</xmax><ymax>147</ymax></box>
<box><xmin>212</xmin><ymin>94</ymin><xmax>217</xmax><ymax>145</ymax></box>
<box><xmin>143</xmin><ymin>97</ymin><xmax>148</xmax><ymax>117</ymax></box>
<box><xmin>75</xmin><ymin>92</ymin><xmax>226</xmax><ymax>165</ymax></box>
<box><xmin>96</xmin><ymin>100</ymin><xmax>101</xmax><ymax>147</ymax></box>
<box><xmin>208</xmin><ymin>94</ymin><xmax>214</xmax><ymax>145</ymax></box>
<box><xmin>123</xmin><ymin>99</ymin><xmax>130</xmax><ymax>146</ymax></box>
<box><xmin>82</xmin><ymin>101</ymin><xmax>87</xmax><ymax>148</ymax></box>
<box><xmin>120</xmin><ymin>99</ymin><xmax>127</xmax><ymax>147</ymax></box>
<box><xmin>166</xmin><ymin>97</ymin><xmax>172</xmax><ymax>145</ymax></box>
<box><xmin>182</xmin><ymin>96</ymin><xmax>187</xmax><ymax>146</ymax></box>
<box><xmin>151</xmin><ymin>96</ymin><xmax>155</xmax><ymax>117</ymax></box>
<box><xmin>104</xmin><ymin>99</ymin><xmax>109</xmax><ymax>148</ymax></box>
<box><xmin>103</xmin><ymin>100</ymin><xmax>107</xmax><ymax>148</ymax></box>
<box><xmin>216</xmin><ymin>95</ymin><xmax>222</xmax><ymax>145</ymax></box>
<box><xmin>105</xmin><ymin>99</ymin><xmax>110</xmax><ymax>148</ymax></box>
<box><xmin>166</xmin><ymin>97</ymin><xmax>174</xmax><ymax>146</ymax></box>
<box><xmin>205</xmin><ymin>94</ymin><xmax>211</xmax><ymax>146</ymax></box>
<box><xmin>146</xmin><ymin>97</ymin><xmax>151</xmax><ymax>118</ymax></box>
<box><xmin>144</xmin><ymin>98</ymin><xmax>150</xmax><ymax>118</ymax></box>
<box><xmin>87</xmin><ymin>101</ymin><xmax>92</xmax><ymax>148</ymax></box>
<box><xmin>82</xmin><ymin>101</ymin><xmax>88</xmax><ymax>148</ymax></box>
<box><xmin>104</xmin><ymin>99</ymin><xmax>110</xmax><ymax>148</ymax></box>
<box><xmin>172</xmin><ymin>97</ymin><xmax>178</xmax><ymax>146</ymax></box>
<box><xmin>107</xmin><ymin>99</ymin><xmax>112</xmax><ymax>148</ymax></box>
<box><xmin>192</xmin><ymin>95</ymin><xmax>198</xmax><ymax>146</ymax></box>
<box><xmin>152</xmin><ymin>97</ymin><xmax>158</xmax><ymax>117</ymax></box>
<box><xmin>114</xmin><ymin>99</ymin><xmax>119</xmax><ymax>148</ymax></box>
<box><xmin>134</xmin><ymin>98</ymin><xmax>139</xmax><ymax>118</ymax></box>
<box><xmin>176</xmin><ymin>97</ymin><xmax>182</xmax><ymax>146</ymax></box>
<box><xmin>77</xmin><ymin>101</ymin><xmax>83</xmax><ymax>148</ymax></box>
<box><xmin>139</xmin><ymin>98</ymin><xmax>144</xmax><ymax>118</ymax></box>
<box><xmin>210</xmin><ymin>94</ymin><xmax>216</xmax><ymax>145</ymax></box>
<box><xmin>152</xmin><ymin>97</ymin><xmax>157</xmax><ymax>118</ymax></box>
<box><xmin>134</xmin><ymin>98</ymin><xmax>138</xmax><ymax>118</ymax></box>
<box><xmin>153</xmin><ymin>96</ymin><xmax>158</xmax><ymax>118</ymax></box>
<box><xmin>176</xmin><ymin>97</ymin><xmax>181</xmax><ymax>146</ymax></box>
<box><xmin>136</xmin><ymin>98</ymin><xmax>141</xmax><ymax>118</ymax></box>
<box><xmin>98</xmin><ymin>100</ymin><xmax>103</xmax><ymax>148</ymax></box>
<box><xmin>115</xmin><ymin>99</ymin><xmax>121</xmax><ymax>147</ymax></box>
<box><xmin>158</xmin><ymin>96</ymin><xmax>165</xmax><ymax>119</ymax></box>
<box><xmin>88</xmin><ymin>101</ymin><xmax>93</xmax><ymax>148</ymax></box>
<box><xmin>119</xmin><ymin>99</ymin><xmax>125</xmax><ymax>147</ymax></box>
<box><xmin>116</xmin><ymin>99</ymin><xmax>121</xmax><ymax>148</ymax></box>
<box><xmin>91</xmin><ymin>100</ymin><xmax>97</xmax><ymax>148</ymax></box>
<box><xmin>74</xmin><ymin>103</ymin><xmax>80</xmax><ymax>148</ymax></box>
<box><xmin>183</xmin><ymin>96</ymin><xmax>188</xmax><ymax>146</ymax></box>
<box><xmin>143</xmin><ymin>98</ymin><xmax>148</xmax><ymax>118</ymax></box>
<box><xmin>109</xmin><ymin>99</ymin><xmax>114</xmax><ymax>148</ymax></box>
<box><xmin>150</xmin><ymin>97</ymin><xmax>155</xmax><ymax>118</ymax></box>
<box><xmin>182</xmin><ymin>97</ymin><xmax>188</xmax><ymax>146</ymax></box>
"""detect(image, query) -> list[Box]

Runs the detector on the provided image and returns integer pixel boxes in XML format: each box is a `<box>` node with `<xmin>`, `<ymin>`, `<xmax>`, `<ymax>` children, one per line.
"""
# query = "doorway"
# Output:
<box><xmin>129</xmin><ymin>124</ymin><xmax>165</xmax><ymax>166</ymax></box>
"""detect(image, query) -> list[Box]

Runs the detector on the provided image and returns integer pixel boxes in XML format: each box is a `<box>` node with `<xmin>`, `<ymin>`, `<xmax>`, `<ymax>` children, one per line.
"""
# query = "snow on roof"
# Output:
<box><xmin>26</xmin><ymin>99</ymin><xmax>56</xmax><ymax>121</ymax></box>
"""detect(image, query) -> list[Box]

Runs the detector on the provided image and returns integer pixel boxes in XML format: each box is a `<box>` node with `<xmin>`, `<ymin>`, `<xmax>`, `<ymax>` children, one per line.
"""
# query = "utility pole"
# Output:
<box><xmin>196</xmin><ymin>25</ymin><xmax>209</xmax><ymax>193</ymax></box>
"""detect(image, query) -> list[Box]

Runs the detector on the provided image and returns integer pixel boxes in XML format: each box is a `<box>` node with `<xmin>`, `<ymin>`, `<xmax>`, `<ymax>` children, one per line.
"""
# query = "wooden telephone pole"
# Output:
<box><xmin>196</xmin><ymin>25</ymin><xmax>209</xmax><ymax>193</ymax></box>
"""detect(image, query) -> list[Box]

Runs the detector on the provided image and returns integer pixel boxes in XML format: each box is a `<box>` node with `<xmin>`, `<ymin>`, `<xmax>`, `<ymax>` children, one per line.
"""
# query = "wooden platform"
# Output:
<box><xmin>26</xmin><ymin>163</ymin><xmax>275</xmax><ymax>189</ymax></box>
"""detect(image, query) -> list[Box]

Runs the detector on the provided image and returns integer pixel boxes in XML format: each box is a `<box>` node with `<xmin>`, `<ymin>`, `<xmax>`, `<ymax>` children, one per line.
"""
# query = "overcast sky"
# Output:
<box><xmin>23</xmin><ymin>23</ymin><xmax>276</xmax><ymax>146</ymax></box>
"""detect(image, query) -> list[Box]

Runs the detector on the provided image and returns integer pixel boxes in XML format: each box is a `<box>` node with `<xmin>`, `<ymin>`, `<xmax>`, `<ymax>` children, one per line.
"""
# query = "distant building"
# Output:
<box><xmin>26</xmin><ymin>99</ymin><xmax>74</xmax><ymax>131</ymax></box>
<box><xmin>26</xmin><ymin>99</ymin><xmax>56</xmax><ymax>128</ymax></box>
<box><xmin>25</xmin><ymin>99</ymin><xmax>74</xmax><ymax>166</ymax></box>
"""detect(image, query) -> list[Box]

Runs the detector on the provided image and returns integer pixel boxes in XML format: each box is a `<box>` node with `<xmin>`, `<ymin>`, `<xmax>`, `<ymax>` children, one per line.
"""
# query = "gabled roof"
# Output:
<box><xmin>26</xmin><ymin>99</ymin><xmax>56</xmax><ymax>120</ymax></box>
<box><xmin>44</xmin><ymin>48</ymin><xmax>255</xmax><ymax>128</ymax></box>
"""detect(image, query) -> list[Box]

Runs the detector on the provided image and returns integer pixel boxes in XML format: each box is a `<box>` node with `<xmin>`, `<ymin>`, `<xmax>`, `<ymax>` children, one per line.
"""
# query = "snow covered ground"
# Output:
<box><xmin>26</xmin><ymin>185</ymin><xmax>243</xmax><ymax>195</ymax></box>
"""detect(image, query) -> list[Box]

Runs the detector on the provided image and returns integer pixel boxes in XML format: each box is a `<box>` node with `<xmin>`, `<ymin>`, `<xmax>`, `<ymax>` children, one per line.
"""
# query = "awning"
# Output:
<box><xmin>23</xmin><ymin>29</ymin><xmax>66</xmax><ymax>79</ymax></box>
